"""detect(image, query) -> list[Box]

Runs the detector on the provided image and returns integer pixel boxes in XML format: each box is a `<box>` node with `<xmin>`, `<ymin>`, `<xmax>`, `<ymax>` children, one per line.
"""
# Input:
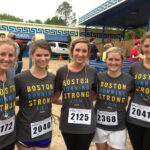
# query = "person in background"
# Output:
<box><xmin>0</xmin><ymin>33</ymin><xmax>6</xmax><ymax>39</ymax></box>
<box><xmin>15</xmin><ymin>40</ymin><xmax>55</xmax><ymax>150</ymax></box>
<box><xmin>93</xmin><ymin>47</ymin><xmax>134</xmax><ymax>150</ymax></box>
<box><xmin>15</xmin><ymin>39</ymin><xmax>24</xmax><ymax>74</ymax></box>
<box><xmin>7</xmin><ymin>33</ymin><xmax>20</xmax><ymax>77</ymax></box>
<box><xmin>27</xmin><ymin>36</ymin><xmax>35</xmax><ymax>69</ymax></box>
<box><xmin>102</xmin><ymin>43</ymin><xmax>114</xmax><ymax>62</ymax></box>
<box><xmin>130</xmin><ymin>39</ymin><xmax>144</xmax><ymax>61</ymax></box>
<box><xmin>127</xmin><ymin>32</ymin><xmax>150</xmax><ymax>150</ymax></box>
<box><xmin>0</xmin><ymin>39</ymin><xmax>17</xmax><ymax>150</ymax></box>
<box><xmin>53</xmin><ymin>37</ymin><xmax>97</xmax><ymax>150</ymax></box>
<box><xmin>89</xmin><ymin>38</ymin><xmax>98</xmax><ymax>60</ymax></box>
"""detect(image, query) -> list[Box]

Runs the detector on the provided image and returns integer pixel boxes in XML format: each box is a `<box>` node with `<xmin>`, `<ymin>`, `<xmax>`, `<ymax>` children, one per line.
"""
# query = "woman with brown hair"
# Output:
<box><xmin>127</xmin><ymin>31</ymin><xmax>150</xmax><ymax>150</ymax></box>
<box><xmin>15</xmin><ymin>40</ymin><xmax>55</xmax><ymax>150</ymax></box>
<box><xmin>53</xmin><ymin>37</ymin><xmax>97</xmax><ymax>150</ymax></box>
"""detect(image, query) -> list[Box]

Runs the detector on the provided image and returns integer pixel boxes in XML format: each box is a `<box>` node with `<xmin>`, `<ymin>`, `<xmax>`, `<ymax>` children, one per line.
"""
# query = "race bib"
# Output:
<box><xmin>129</xmin><ymin>103</ymin><xmax>150</xmax><ymax>122</ymax></box>
<box><xmin>97</xmin><ymin>110</ymin><xmax>118</xmax><ymax>125</ymax></box>
<box><xmin>0</xmin><ymin>116</ymin><xmax>15</xmax><ymax>136</ymax></box>
<box><xmin>68</xmin><ymin>108</ymin><xmax>91</xmax><ymax>125</ymax></box>
<box><xmin>31</xmin><ymin>117</ymin><xmax>52</xmax><ymax>138</ymax></box>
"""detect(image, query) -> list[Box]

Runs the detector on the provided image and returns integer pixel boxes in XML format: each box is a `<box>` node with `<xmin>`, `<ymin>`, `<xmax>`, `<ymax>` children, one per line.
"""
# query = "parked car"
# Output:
<box><xmin>49</xmin><ymin>42</ymin><xmax>69</xmax><ymax>59</ymax></box>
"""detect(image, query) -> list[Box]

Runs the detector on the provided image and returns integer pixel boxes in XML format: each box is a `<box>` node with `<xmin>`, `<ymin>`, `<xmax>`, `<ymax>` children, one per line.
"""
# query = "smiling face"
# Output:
<box><xmin>142</xmin><ymin>38</ymin><xmax>150</xmax><ymax>60</ymax></box>
<box><xmin>72</xmin><ymin>42</ymin><xmax>89</xmax><ymax>65</ymax></box>
<box><xmin>31</xmin><ymin>48</ymin><xmax>51</xmax><ymax>69</ymax></box>
<box><xmin>106</xmin><ymin>52</ymin><xmax>122</xmax><ymax>73</ymax></box>
<box><xmin>0</xmin><ymin>44</ymin><xmax>16</xmax><ymax>72</ymax></box>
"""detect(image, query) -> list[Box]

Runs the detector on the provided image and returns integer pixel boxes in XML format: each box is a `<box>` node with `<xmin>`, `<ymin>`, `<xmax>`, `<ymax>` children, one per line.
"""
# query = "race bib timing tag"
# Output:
<box><xmin>97</xmin><ymin>110</ymin><xmax>118</xmax><ymax>125</ymax></box>
<box><xmin>129</xmin><ymin>103</ymin><xmax>150</xmax><ymax>122</ymax></box>
<box><xmin>31</xmin><ymin>117</ymin><xmax>52</xmax><ymax>138</ymax></box>
<box><xmin>68</xmin><ymin>108</ymin><xmax>91</xmax><ymax>125</ymax></box>
<box><xmin>0</xmin><ymin>116</ymin><xmax>15</xmax><ymax>136</ymax></box>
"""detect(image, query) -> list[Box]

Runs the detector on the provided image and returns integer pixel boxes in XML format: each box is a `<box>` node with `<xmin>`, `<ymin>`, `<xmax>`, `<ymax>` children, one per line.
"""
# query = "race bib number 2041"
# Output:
<box><xmin>129</xmin><ymin>103</ymin><xmax>150</xmax><ymax>122</ymax></box>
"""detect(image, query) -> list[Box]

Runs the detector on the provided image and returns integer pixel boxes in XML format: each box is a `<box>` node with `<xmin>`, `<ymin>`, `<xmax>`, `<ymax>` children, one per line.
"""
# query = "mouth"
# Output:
<box><xmin>39</xmin><ymin>62</ymin><xmax>48</xmax><ymax>66</ymax></box>
<box><xmin>1</xmin><ymin>62</ymin><xmax>9</xmax><ymax>66</ymax></box>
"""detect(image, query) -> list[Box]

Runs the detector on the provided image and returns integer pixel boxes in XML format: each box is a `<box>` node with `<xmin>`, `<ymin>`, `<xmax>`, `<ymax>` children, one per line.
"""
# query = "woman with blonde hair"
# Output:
<box><xmin>0</xmin><ymin>39</ymin><xmax>17</xmax><ymax>150</ymax></box>
<box><xmin>93</xmin><ymin>47</ymin><xmax>134</xmax><ymax>150</ymax></box>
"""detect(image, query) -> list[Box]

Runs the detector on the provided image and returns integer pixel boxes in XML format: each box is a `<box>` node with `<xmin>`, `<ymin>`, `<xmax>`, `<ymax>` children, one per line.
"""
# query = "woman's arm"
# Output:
<box><xmin>15</xmin><ymin>96</ymin><xmax>19</xmax><ymax>106</ymax></box>
<box><xmin>52</xmin><ymin>91</ymin><xmax>62</xmax><ymax>105</ymax></box>
<box><xmin>92</xmin><ymin>90</ymin><xmax>97</xmax><ymax>101</ymax></box>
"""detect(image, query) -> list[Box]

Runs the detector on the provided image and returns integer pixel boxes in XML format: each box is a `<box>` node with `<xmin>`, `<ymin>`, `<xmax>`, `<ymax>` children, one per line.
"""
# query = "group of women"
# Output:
<box><xmin>0</xmin><ymin>31</ymin><xmax>150</xmax><ymax>150</ymax></box>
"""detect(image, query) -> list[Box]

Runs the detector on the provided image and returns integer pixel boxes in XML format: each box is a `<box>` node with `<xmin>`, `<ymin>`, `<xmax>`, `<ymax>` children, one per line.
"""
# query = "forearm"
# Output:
<box><xmin>52</xmin><ymin>91</ymin><xmax>62</xmax><ymax>105</ymax></box>
<box><xmin>92</xmin><ymin>91</ymin><xmax>97</xmax><ymax>101</ymax></box>
<box><xmin>15</xmin><ymin>97</ymin><xmax>19</xmax><ymax>106</ymax></box>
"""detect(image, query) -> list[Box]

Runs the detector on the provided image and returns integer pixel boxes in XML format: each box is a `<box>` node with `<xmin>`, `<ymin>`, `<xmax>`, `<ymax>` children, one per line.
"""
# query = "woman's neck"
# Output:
<box><xmin>0</xmin><ymin>70</ymin><xmax>6</xmax><ymax>82</ymax></box>
<box><xmin>68</xmin><ymin>62</ymin><xmax>85</xmax><ymax>72</ymax></box>
<box><xmin>144</xmin><ymin>58</ymin><xmax>150</xmax><ymax>69</ymax></box>
<box><xmin>30</xmin><ymin>66</ymin><xmax>47</xmax><ymax>79</ymax></box>
<box><xmin>107</xmin><ymin>70</ymin><xmax>121</xmax><ymax>78</ymax></box>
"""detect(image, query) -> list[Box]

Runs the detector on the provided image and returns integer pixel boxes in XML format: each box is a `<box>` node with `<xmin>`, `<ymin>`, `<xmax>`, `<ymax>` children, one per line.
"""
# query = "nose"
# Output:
<box><xmin>111</xmin><ymin>60</ymin><xmax>116</xmax><ymax>64</ymax></box>
<box><xmin>78</xmin><ymin>51</ymin><xmax>83</xmax><ymax>56</ymax></box>
<box><xmin>41</xmin><ymin>55</ymin><xmax>45</xmax><ymax>60</ymax></box>
<box><xmin>4</xmin><ymin>55</ymin><xmax>9</xmax><ymax>61</ymax></box>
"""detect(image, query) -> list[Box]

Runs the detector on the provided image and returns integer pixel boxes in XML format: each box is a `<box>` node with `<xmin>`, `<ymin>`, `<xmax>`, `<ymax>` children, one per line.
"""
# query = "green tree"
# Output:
<box><xmin>50</xmin><ymin>16</ymin><xmax>66</xmax><ymax>26</ymax></box>
<box><xmin>0</xmin><ymin>13</ymin><xmax>23</xmax><ymax>22</ymax></box>
<box><xmin>125</xmin><ymin>26</ymin><xmax>147</xmax><ymax>40</ymax></box>
<box><xmin>26</xmin><ymin>20</ymin><xmax>35</xmax><ymax>23</ymax></box>
<box><xmin>56</xmin><ymin>1</ymin><xmax>76</xmax><ymax>26</ymax></box>
<box><xmin>44</xmin><ymin>16</ymin><xmax>66</xmax><ymax>26</ymax></box>
<box><xmin>44</xmin><ymin>18</ymin><xmax>51</xmax><ymax>24</ymax></box>
<box><xmin>34</xmin><ymin>19</ymin><xmax>42</xmax><ymax>24</ymax></box>
<box><xmin>26</xmin><ymin>19</ymin><xmax>42</xmax><ymax>24</ymax></box>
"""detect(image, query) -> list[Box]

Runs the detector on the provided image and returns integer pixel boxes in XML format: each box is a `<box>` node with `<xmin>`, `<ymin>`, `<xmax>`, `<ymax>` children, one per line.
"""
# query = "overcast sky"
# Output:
<box><xmin>0</xmin><ymin>0</ymin><xmax>107</xmax><ymax>22</ymax></box>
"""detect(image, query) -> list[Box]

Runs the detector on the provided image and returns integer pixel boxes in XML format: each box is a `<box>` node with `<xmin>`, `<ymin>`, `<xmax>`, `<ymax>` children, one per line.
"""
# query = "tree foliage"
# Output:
<box><xmin>56</xmin><ymin>1</ymin><xmax>76</xmax><ymax>26</ymax></box>
<box><xmin>26</xmin><ymin>19</ymin><xmax>43</xmax><ymax>24</ymax></box>
<box><xmin>125</xmin><ymin>26</ymin><xmax>147</xmax><ymax>40</ymax></box>
<box><xmin>0</xmin><ymin>13</ymin><xmax>23</xmax><ymax>22</ymax></box>
<box><xmin>34</xmin><ymin>19</ymin><xmax>43</xmax><ymax>24</ymax></box>
<box><xmin>44</xmin><ymin>16</ymin><xmax>66</xmax><ymax>26</ymax></box>
<box><xmin>0</xmin><ymin>1</ymin><xmax>77</xmax><ymax>26</ymax></box>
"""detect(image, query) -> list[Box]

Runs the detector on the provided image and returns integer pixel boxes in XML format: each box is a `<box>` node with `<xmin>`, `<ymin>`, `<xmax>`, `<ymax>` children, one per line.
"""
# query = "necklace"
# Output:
<box><xmin>3</xmin><ymin>82</ymin><xmax>8</xmax><ymax>118</ymax></box>
<box><xmin>66</xmin><ymin>65</ymin><xmax>87</xmax><ymax>82</ymax></box>
<box><xmin>0</xmin><ymin>73</ymin><xmax>6</xmax><ymax>82</ymax></box>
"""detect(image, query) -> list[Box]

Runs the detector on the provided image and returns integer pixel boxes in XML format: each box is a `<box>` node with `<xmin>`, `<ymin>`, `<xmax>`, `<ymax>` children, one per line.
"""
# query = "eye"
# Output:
<box><xmin>144</xmin><ymin>45</ymin><xmax>150</xmax><ymax>48</ymax></box>
<box><xmin>9</xmin><ymin>54</ymin><xmax>15</xmax><ymax>57</ymax></box>
<box><xmin>0</xmin><ymin>52</ymin><xmax>6</xmax><ymax>56</ymax></box>
<box><xmin>44</xmin><ymin>54</ymin><xmax>50</xmax><ymax>57</ymax></box>
<box><xmin>108</xmin><ymin>58</ymin><xmax>113</xmax><ymax>61</ymax></box>
<box><xmin>115</xmin><ymin>59</ymin><xmax>121</xmax><ymax>61</ymax></box>
<box><xmin>36</xmin><ymin>54</ymin><xmax>42</xmax><ymax>57</ymax></box>
<box><xmin>75</xmin><ymin>48</ymin><xmax>80</xmax><ymax>52</ymax></box>
<box><xmin>82</xmin><ymin>49</ymin><xmax>88</xmax><ymax>53</ymax></box>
